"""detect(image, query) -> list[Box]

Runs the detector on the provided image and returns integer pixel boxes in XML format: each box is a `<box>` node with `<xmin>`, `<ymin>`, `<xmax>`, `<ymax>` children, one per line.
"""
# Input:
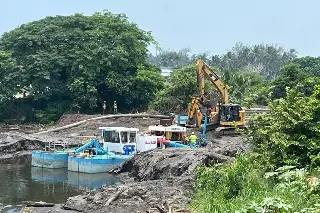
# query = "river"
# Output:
<box><xmin>0</xmin><ymin>156</ymin><xmax>121</xmax><ymax>212</ymax></box>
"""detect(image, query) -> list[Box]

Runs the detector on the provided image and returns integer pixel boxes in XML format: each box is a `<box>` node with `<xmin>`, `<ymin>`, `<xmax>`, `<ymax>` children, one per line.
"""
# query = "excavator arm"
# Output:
<box><xmin>196</xmin><ymin>59</ymin><xmax>229</xmax><ymax>105</ymax></box>
<box><xmin>187</xmin><ymin>59</ymin><xmax>229</xmax><ymax>127</ymax></box>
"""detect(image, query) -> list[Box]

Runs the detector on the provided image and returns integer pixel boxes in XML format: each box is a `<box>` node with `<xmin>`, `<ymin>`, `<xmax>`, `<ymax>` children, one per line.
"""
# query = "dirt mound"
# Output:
<box><xmin>110</xmin><ymin>148</ymin><xmax>231</xmax><ymax>181</ymax></box>
<box><xmin>206</xmin><ymin>135</ymin><xmax>253</xmax><ymax>157</ymax></box>
<box><xmin>64</xmin><ymin>179</ymin><xmax>193</xmax><ymax>213</ymax></box>
<box><xmin>55</xmin><ymin>114</ymin><xmax>99</xmax><ymax>127</ymax></box>
<box><xmin>63</xmin><ymin>148</ymin><xmax>232</xmax><ymax>213</ymax></box>
<box><xmin>0</xmin><ymin>133</ymin><xmax>45</xmax><ymax>160</ymax></box>
<box><xmin>0</xmin><ymin>124</ymin><xmax>42</xmax><ymax>134</ymax></box>
<box><xmin>0</xmin><ymin>132</ymin><xmax>79</xmax><ymax>161</ymax></box>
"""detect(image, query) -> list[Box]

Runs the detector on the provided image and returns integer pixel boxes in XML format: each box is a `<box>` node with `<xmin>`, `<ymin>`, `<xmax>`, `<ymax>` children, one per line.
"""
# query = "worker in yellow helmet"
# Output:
<box><xmin>189</xmin><ymin>132</ymin><xmax>197</xmax><ymax>146</ymax></box>
<box><xmin>113</xmin><ymin>101</ymin><xmax>118</xmax><ymax>114</ymax></box>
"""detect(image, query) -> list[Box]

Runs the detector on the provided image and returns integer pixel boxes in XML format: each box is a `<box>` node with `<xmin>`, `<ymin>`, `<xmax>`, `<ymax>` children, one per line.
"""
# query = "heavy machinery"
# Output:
<box><xmin>186</xmin><ymin>58</ymin><xmax>247</xmax><ymax>137</ymax></box>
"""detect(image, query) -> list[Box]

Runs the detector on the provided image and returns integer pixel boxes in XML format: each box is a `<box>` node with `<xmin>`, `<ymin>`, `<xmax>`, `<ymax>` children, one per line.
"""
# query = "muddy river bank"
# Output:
<box><xmin>0</xmin><ymin>115</ymin><xmax>252</xmax><ymax>212</ymax></box>
<box><xmin>62</xmin><ymin>148</ymin><xmax>236</xmax><ymax>213</ymax></box>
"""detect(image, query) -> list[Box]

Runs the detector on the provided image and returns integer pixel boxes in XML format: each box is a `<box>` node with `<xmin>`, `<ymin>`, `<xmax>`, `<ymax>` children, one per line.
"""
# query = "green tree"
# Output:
<box><xmin>221</xmin><ymin>70</ymin><xmax>265</xmax><ymax>105</ymax></box>
<box><xmin>151</xmin><ymin>65</ymin><xmax>197</xmax><ymax>113</ymax></box>
<box><xmin>147</xmin><ymin>48</ymin><xmax>211</xmax><ymax>69</ymax></box>
<box><xmin>271</xmin><ymin>63</ymin><xmax>320</xmax><ymax>99</ymax></box>
<box><xmin>248</xmin><ymin>85</ymin><xmax>320</xmax><ymax>168</ymax></box>
<box><xmin>291</xmin><ymin>56</ymin><xmax>320</xmax><ymax>77</ymax></box>
<box><xmin>0</xmin><ymin>11</ymin><xmax>160</xmax><ymax>122</ymax></box>
<box><xmin>125</xmin><ymin>63</ymin><xmax>165</xmax><ymax>110</ymax></box>
<box><xmin>0</xmin><ymin>50</ymin><xmax>20</xmax><ymax>101</ymax></box>
<box><xmin>147</xmin><ymin>48</ymin><xmax>193</xmax><ymax>68</ymax></box>
<box><xmin>211</xmin><ymin>43</ymin><xmax>297</xmax><ymax>79</ymax></box>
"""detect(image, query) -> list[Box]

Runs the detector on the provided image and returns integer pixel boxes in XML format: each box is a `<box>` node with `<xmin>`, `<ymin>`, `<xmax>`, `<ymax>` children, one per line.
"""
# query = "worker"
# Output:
<box><xmin>189</xmin><ymin>132</ymin><xmax>197</xmax><ymax>146</ymax></box>
<box><xmin>113</xmin><ymin>101</ymin><xmax>117</xmax><ymax>114</ymax></box>
<box><xmin>102</xmin><ymin>101</ymin><xmax>107</xmax><ymax>115</ymax></box>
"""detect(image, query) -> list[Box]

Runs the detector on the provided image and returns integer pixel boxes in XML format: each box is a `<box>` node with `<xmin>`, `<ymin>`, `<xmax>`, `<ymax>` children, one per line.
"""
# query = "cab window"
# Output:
<box><xmin>129</xmin><ymin>132</ymin><xmax>136</xmax><ymax>143</ymax></box>
<box><xmin>103</xmin><ymin>130</ymin><xmax>120</xmax><ymax>143</ymax></box>
<box><xmin>120</xmin><ymin>131</ymin><xmax>128</xmax><ymax>143</ymax></box>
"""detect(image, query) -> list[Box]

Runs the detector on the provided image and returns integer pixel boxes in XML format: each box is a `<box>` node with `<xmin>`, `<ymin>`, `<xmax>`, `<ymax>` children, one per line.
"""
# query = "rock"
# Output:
<box><xmin>63</xmin><ymin>195</ymin><xmax>88</xmax><ymax>211</ymax></box>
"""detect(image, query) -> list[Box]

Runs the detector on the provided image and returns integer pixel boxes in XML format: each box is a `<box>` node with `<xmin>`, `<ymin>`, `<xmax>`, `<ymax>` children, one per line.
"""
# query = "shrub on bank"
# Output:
<box><xmin>192</xmin><ymin>155</ymin><xmax>320</xmax><ymax>213</ymax></box>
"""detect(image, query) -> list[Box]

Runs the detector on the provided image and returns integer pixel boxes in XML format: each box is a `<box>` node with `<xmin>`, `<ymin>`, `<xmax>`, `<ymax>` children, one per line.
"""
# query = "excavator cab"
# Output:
<box><xmin>219</xmin><ymin>104</ymin><xmax>246</xmax><ymax>127</ymax></box>
<box><xmin>220</xmin><ymin>104</ymin><xmax>241</xmax><ymax>122</ymax></box>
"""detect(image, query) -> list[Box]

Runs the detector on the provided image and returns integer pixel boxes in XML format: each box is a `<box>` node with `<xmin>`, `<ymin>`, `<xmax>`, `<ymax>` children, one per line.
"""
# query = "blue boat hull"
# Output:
<box><xmin>68</xmin><ymin>154</ymin><xmax>132</xmax><ymax>173</ymax></box>
<box><xmin>32</xmin><ymin>151</ymin><xmax>69</xmax><ymax>168</ymax></box>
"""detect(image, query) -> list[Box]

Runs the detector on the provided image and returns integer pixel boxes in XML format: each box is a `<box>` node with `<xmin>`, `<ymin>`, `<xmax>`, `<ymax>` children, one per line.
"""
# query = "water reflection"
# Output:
<box><xmin>67</xmin><ymin>171</ymin><xmax>120</xmax><ymax>190</ymax></box>
<box><xmin>0</xmin><ymin>157</ymin><xmax>121</xmax><ymax>212</ymax></box>
<box><xmin>31</xmin><ymin>167</ymin><xmax>68</xmax><ymax>183</ymax></box>
<box><xmin>31</xmin><ymin>167</ymin><xmax>121</xmax><ymax>190</ymax></box>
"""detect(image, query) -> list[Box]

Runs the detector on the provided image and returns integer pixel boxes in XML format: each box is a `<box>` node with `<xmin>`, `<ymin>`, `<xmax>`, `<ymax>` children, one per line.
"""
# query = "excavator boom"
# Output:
<box><xmin>196</xmin><ymin>59</ymin><xmax>229</xmax><ymax>104</ymax></box>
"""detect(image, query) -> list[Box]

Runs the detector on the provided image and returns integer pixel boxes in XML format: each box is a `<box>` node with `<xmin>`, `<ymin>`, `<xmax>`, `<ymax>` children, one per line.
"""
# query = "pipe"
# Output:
<box><xmin>168</xmin><ymin>141</ymin><xmax>190</xmax><ymax>148</ymax></box>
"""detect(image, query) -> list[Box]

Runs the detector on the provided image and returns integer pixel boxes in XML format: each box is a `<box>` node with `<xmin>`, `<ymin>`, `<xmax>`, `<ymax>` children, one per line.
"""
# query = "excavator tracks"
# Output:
<box><xmin>214</xmin><ymin>126</ymin><xmax>248</xmax><ymax>138</ymax></box>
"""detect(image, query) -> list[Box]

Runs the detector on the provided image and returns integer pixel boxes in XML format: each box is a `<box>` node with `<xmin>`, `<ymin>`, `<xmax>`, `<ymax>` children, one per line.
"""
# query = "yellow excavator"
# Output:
<box><xmin>186</xmin><ymin>58</ymin><xmax>247</xmax><ymax>137</ymax></box>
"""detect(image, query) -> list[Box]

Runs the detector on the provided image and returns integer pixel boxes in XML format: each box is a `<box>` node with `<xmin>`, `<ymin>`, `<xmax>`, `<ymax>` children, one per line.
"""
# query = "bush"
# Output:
<box><xmin>247</xmin><ymin>85</ymin><xmax>320</xmax><ymax>169</ymax></box>
<box><xmin>192</xmin><ymin>155</ymin><xmax>320</xmax><ymax>213</ymax></box>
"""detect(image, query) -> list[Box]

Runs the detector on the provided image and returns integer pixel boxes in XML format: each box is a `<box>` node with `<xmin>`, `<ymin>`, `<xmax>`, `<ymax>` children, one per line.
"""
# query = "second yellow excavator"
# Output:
<box><xmin>186</xmin><ymin>58</ymin><xmax>247</xmax><ymax>137</ymax></box>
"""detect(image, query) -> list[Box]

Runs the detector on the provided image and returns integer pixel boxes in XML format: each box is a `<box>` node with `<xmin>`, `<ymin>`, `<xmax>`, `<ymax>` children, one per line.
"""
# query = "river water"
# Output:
<box><xmin>0</xmin><ymin>156</ymin><xmax>121</xmax><ymax>212</ymax></box>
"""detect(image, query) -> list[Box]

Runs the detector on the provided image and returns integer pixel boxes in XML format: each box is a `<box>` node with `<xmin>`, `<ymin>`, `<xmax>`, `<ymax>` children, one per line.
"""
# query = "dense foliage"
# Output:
<box><xmin>193</xmin><ymin>156</ymin><xmax>320</xmax><ymax>213</ymax></box>
<box><xmin>0</xmin><ymin>11</ymin><xmax>164</xmax><ymax>123</ymax></box>
<box><xmin>248</xmin><ymin>85</ymin><xmax>320</xmax><ymax>169</ymax></box>
<box><xmin>147</xmin><ymin>48</ymin><xmax>210</xmax><ymax>69</ymax></box>
<box><xmin>271</xmin><ymin>64</ymin><xmax>320</xmax><ymax>99</ymax></box>
<box><xmin>151</xmin><ymin>65</ymin><xmax>197</xmax><ymax>113</ymax></box>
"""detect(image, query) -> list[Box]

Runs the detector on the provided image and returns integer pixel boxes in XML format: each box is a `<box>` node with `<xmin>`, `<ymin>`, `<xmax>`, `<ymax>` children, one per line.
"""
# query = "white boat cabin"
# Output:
<box><xmin>148</xmin><ymin>125</ymin><xmax>186</xmax><ymax>141</ymax></box>
<box><xmin>99</xmin><ymin>127</ymin><xmax>139</xmax><ymax>154</ymax></box>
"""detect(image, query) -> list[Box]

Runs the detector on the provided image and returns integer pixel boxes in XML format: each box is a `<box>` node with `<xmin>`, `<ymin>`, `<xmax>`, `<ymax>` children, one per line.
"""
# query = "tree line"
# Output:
<box><xmin>0</xmin><ymin>10</ymin><xmax>320</xmax><ymax>123</ymax></box>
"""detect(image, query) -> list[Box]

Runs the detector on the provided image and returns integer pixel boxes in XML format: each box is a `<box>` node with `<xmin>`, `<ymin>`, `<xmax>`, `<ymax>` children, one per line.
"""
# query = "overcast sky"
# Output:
<box><xmin>1</xmin><ymin>0</ymin><xmax>320</xmax><ymax>56</ymax></box>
